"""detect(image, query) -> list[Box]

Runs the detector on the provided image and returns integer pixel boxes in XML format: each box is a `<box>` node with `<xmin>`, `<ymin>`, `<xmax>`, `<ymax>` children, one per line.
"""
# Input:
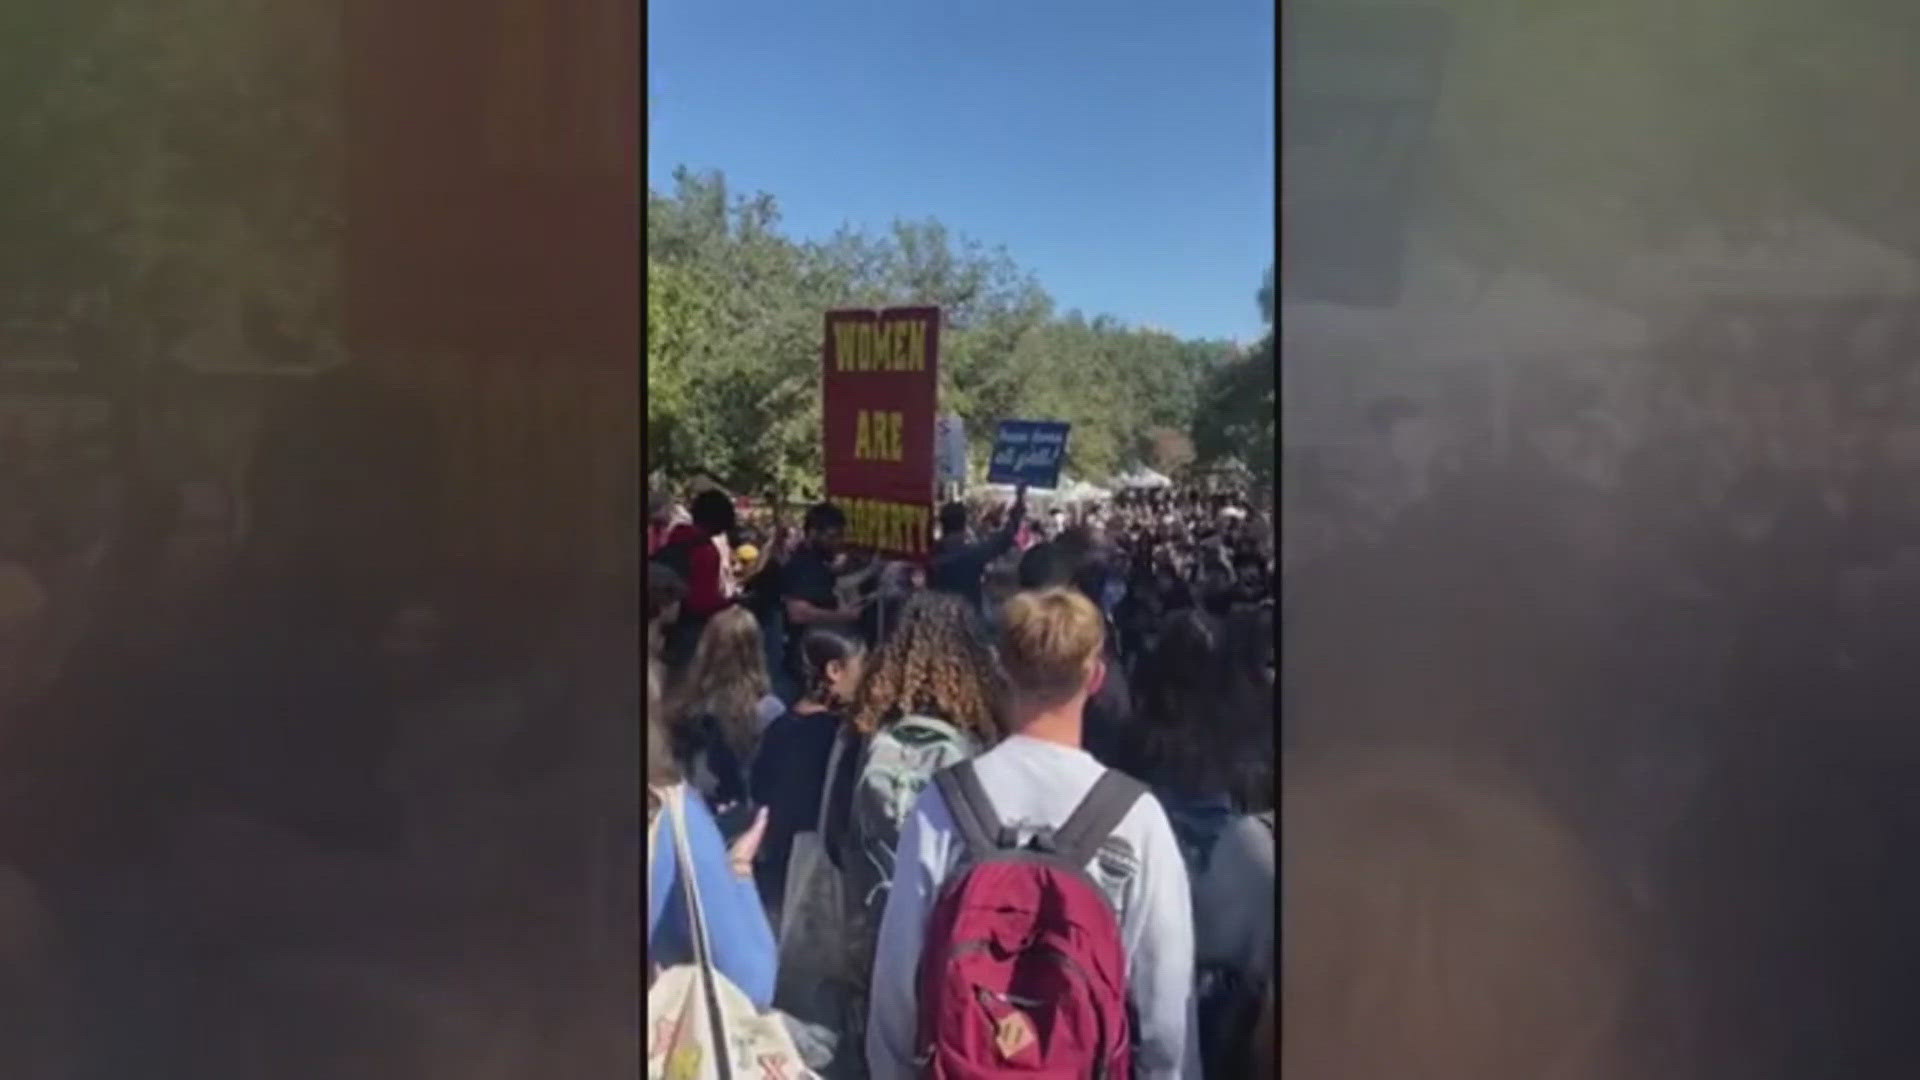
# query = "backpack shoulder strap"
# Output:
<box><xmin>932</xmin><ymin>760</ymin><xmax>1004</xmax><ymax>864</ymax></box>
<box><xmin>1052</xmin><ymin>769</ymin><xmax>1148</xmax><ymax>868</ymax></box>
<box><xmin>893</xmin><ymin>712</ymin><xmax>965</xmax><ymax>742</ymax></box>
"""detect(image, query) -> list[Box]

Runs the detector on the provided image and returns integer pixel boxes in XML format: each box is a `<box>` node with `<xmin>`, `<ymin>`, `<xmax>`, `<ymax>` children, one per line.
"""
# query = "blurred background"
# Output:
<box><xmin>1</xmin><ymin>0</ymin><xmax>639</xmax><ymax>1076</ymax></box>
<box><xmin>1283</xmin><ymin>3</ymin><xmax>1920</xmax><ymax>1078</ymax></box>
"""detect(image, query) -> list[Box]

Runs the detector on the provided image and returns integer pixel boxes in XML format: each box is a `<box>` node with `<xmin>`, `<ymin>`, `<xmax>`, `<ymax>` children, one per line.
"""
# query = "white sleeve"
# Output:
<box><xmin>756</xmin><ymin>694</ymin><xmax>785</xmax><ymax>731</ymax></box>
<box><xmin>1122</xmin><ymin>802</ymin><xmax>1202</xmax><ymax>1080</ymax></box>
<box><xmin>865</xmin><ymin>786</ymin><xmax>952</xmax><ymax>1080</ymax></box>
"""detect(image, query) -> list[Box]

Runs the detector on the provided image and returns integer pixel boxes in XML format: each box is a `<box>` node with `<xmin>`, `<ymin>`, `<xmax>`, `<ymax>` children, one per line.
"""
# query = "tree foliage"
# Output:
<box><xmin>645</xmin><ymin>167</ymin><xmax>1255</xmax><ymax>495</ymax></box>
<box><xmin>1396</xmin><ymin>0</ymin><xmax>1920</xmax><ymax>304</ymax></box>
<box><xmin>1</xmin><ymin>0</ymin><xmax>343</xmax><ymax>367</ymax></box>
<box><xmin>1193</xmin><ymin>271</ymin><xmax>1276</xmax><ymax>486</ymax></box>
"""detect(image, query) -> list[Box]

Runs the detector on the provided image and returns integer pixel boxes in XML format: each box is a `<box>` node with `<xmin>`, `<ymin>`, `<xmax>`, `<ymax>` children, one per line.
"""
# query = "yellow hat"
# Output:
<box><xmin>734</xmin><ymin>544</ymin><xmax>759</xmax><ymax>565</ymax></box>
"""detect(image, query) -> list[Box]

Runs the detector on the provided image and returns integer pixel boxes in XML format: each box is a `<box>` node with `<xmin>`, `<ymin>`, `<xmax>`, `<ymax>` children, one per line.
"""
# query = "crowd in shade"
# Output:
<box><xmin>0</xmin><ymin>369</ymin><xmax>643</xmax><ymax>1077</ymax></box>
<box><xmin>645</xmin><ymin>480</ymin><xmax>1276</xmax><ymax>1079</ymax></box>
<box><xmin>1281</xmin><ymin>314</ymin><xmax>1920</xmax><ymax>1078</ymax></box>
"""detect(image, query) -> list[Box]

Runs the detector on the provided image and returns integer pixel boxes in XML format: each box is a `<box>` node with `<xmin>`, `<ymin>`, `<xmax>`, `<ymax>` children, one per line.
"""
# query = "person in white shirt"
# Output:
<box><xmin>866</xmin><ymin>587</ymin><xmax>1200</xmax><ymax>1079</ymax></box>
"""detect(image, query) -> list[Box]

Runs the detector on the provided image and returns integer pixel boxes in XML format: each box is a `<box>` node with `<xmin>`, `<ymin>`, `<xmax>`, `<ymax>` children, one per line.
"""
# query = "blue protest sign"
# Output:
<box><xmin>988</xmin><ymin>420</ymin><xmax>1071</xmax><ymax>488</ymax></box>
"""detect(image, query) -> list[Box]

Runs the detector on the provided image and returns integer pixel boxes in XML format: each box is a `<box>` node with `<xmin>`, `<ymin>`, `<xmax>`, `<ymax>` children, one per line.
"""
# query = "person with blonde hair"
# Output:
<box><xmin>1283</xmin><ymin>750</ymin><xmax>1628</xmax><ymax>1080</ymax></box>
<box><xmin>867</xmin><ymin>588</ymin><xmax>1198</xmax><ymax>1080</ymax></box>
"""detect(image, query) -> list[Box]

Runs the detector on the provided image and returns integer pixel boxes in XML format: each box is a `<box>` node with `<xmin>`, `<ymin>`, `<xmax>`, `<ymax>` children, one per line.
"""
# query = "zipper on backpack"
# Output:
<box><xmin>975</xmin><ymin>986</ymin><xmax>1048</xmax><ymax>1010</ymax></box>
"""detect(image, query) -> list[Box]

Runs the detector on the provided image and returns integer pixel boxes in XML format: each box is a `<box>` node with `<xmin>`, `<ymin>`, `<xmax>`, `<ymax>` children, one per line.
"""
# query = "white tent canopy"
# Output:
<box><xmin>977</xmin><ymin>475</ymin><xmax>1111</xmax><ymax>503</ymax></box>
<box><xmin>1059</xmin><ymin>478</ymin><xmax>1111</xmax><ymax>502</ymax></box>
<box><xmin>1114</xmin><ymin>466</ymin><xmax>1173</xmax><ymax>490</ymax></box>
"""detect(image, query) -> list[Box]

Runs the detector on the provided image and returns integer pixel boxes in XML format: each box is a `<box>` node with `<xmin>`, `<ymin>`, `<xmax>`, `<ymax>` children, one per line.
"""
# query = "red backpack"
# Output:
<box><xmin>916</xmin><ymin>761</ymin><xmax>1146</xmax><ymax>1079</ymax></box>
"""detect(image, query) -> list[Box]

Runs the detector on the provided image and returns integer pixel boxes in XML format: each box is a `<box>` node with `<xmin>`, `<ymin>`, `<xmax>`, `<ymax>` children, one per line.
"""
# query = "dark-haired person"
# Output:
<box><xmin>841</xmin><ymin>591</ymin><xmax>1003</xmax><ymax>1075</ymax></box>
<box><xmin>645</xmin><ymin>563</ymin><xmax>686</xmax><ymax>663</ymax></box>
<box><xmin>750</xmin><ymin>628</ymin><xmax>867</xmax><ymax>921</ymax></box>
<box><xmin>646</xmin><ymin>488</ymin><xmax>678</xmax><ymax>558</ymax></box>
<box><xmin>1228</xmin><ymin>549</ymin><xmax>1271</xmax><ymax>610</ymax></box>
<box><xmin>655</xmin><ymin>489</ymin><xmax>738</xmax><ymax>672</ymax></box>
<box><xmin>742</xmin><ymin>521</ymin><xmax>797</xmax><ymax>702</ymax></box>
<box><xmin>929</xmin><ymin>485</ymin><xmax>1025</xmax><ymax>613</ymax></box>
<box><xmin>1122</xmin><ymin>607</ymin><xmax>1274</xmax><ymax>1072</ymax></box>
<box><xmin>780</xmin><ymin>503</ymin><xmax>866</xmax><ymax>677</ymax></box>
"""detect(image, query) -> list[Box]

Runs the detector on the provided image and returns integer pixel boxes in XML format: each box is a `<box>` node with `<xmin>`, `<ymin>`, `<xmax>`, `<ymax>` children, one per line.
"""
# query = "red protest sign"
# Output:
<box><xmin>822</xmin><ymin>307</ymin><xmax>940</xmax><ymax>558</ymax></box>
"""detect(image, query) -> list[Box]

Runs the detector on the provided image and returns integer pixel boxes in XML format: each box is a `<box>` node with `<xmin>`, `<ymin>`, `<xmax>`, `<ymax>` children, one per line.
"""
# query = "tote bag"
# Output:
<box><xmin>646</xmin><ymin>785</ymin><xmax>812</xmax><ymax>1080</ymax></box>
<box><xmin>772</xmin><ymin>730</ymin><xmax>854</xmax><ymax>1017</ymax></box>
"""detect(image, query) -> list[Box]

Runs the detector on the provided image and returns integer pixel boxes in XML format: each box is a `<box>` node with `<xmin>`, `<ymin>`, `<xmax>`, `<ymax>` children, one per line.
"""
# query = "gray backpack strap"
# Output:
<box><xmin>933</xmin><ymin>761</ymin><xmax>1003</xmax><ymax>864</ymax></box>
<box><xmin>1050</xmin><ymin>770</ymin><xmax>1148</xmax><ymax>868</ymax></box>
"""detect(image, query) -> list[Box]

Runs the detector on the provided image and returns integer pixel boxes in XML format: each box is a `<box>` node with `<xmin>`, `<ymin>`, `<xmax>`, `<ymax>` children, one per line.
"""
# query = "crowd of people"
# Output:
<box><xmin>0</xmin><ymin>370</ymin><xmax>643</xmax><ymax>1077</ymax></box>
<box><xmin>1281</xmin><ymin>359</ymin><xmax>1920</xmax><ymax>1076</ymax></box>
<box><xmin>645</xmin><ymin>480</ymin><xmax>1276</xmax><ymax>1079</ymax></box>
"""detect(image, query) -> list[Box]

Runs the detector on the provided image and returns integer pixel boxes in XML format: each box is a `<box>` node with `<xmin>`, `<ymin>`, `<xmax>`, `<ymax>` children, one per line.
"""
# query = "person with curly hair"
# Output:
<box><xmin>845</xmin><ymin>592</ymin><xmax>1001</xmax><ymax>742</ymax></box>
<box><xmin>839</xmin><ymin>590</ymin><xmax>1003</xmax><ymax>1075</ymax></box>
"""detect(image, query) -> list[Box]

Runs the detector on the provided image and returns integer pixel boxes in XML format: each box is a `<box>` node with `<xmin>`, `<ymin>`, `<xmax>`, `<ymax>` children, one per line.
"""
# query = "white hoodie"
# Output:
<box><xmin>865</xmin><ymin>734</ymin><xmax>1201</xmax><ymax>1079</ymax></box>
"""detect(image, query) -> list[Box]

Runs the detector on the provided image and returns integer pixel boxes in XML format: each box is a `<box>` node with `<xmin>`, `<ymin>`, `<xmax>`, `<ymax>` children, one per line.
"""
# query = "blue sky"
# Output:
<box><xmin>647</xmin><ymin>0</ymin><xmax>1275</xmax><ymax>344</ymax></box>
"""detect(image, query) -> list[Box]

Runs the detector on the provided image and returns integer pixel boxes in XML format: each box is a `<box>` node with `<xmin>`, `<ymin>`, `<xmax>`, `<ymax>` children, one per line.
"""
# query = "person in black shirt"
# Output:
<box><xmin>779</xmin><ymin>503</ymin><xmax>866</xmax><ymax>679</ymax></box>
<box><xmin>749</xmin><ymin>627</ymin><xmax>866</xmax><ymax>919</ymax></box>
<box><xmin>929</xmin><ymin>484</ymin><xmax>1025</xmax><ymax>612</ymax></box>
<box><xmin>743</xmin><ymin>523</ymin><xmax>795</xmax><ymax>700</ymax></box>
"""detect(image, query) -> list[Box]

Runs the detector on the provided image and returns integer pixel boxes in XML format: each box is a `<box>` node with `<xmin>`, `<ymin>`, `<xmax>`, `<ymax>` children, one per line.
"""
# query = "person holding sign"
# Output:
<box><xmin>929</xmin><ymin>484</ymin><xmax>1027</xmax><ymax>613</ymax></box>
<box><xmin>780</xmin><ymin>503</ymin><xmax>869</xmax><ymax>679</ymax></box>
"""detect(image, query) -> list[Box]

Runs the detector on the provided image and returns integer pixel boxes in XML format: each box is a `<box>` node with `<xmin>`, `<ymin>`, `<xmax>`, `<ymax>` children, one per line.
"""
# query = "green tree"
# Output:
<box><xmin>648</xmin><ymin>169</ymin><xmax>853</xmax><ymax>494</ymax></box>
<box><xmin>2</xmin><ymin>0</ymin><xmax>344</xmax><ymax>367</ymax></box>
<box><xmin>1387</xmin><ymin>0</ymin><xmax>1920</xmax><ymax>303</ymax></box>
<box><xmin>1193</xmin><ymin>269</ymin><xmax>1276</xmax><ymax>485</ymax></box>
<box><xmin>647</xmin><ymin>166</ymin><xmax>1256</xmax><ymax>494</ymax></box>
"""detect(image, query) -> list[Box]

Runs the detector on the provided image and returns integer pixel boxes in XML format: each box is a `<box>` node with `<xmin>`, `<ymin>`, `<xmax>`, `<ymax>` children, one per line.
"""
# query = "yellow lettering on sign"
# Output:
<box><xmin>818</xmin><ymin>500</ymin><xmax>933</xmax><ymax>555</ymax></box>
<box><xmin>911</xmin><ymin>505</ymin><xmax>930</xmax><ymax>554</ymax></box>
<box><xmin>852</xmin><ymin>411</ymin><xmax>906</xmax><ymax>462</ymax></box>
<box><xmin>906</xmin><ymin>318</ymin><xmax>926</xmax><ymax>371</ymax></box>
<box><xmin>834</xmin><ymin>322</ymin><xmax>859</xmax><ymax>372</ymax></box>
<box><xmin>831</xmin><ymin>316</ymin><xmax>932</xmax><ymax>373</ymax></box>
